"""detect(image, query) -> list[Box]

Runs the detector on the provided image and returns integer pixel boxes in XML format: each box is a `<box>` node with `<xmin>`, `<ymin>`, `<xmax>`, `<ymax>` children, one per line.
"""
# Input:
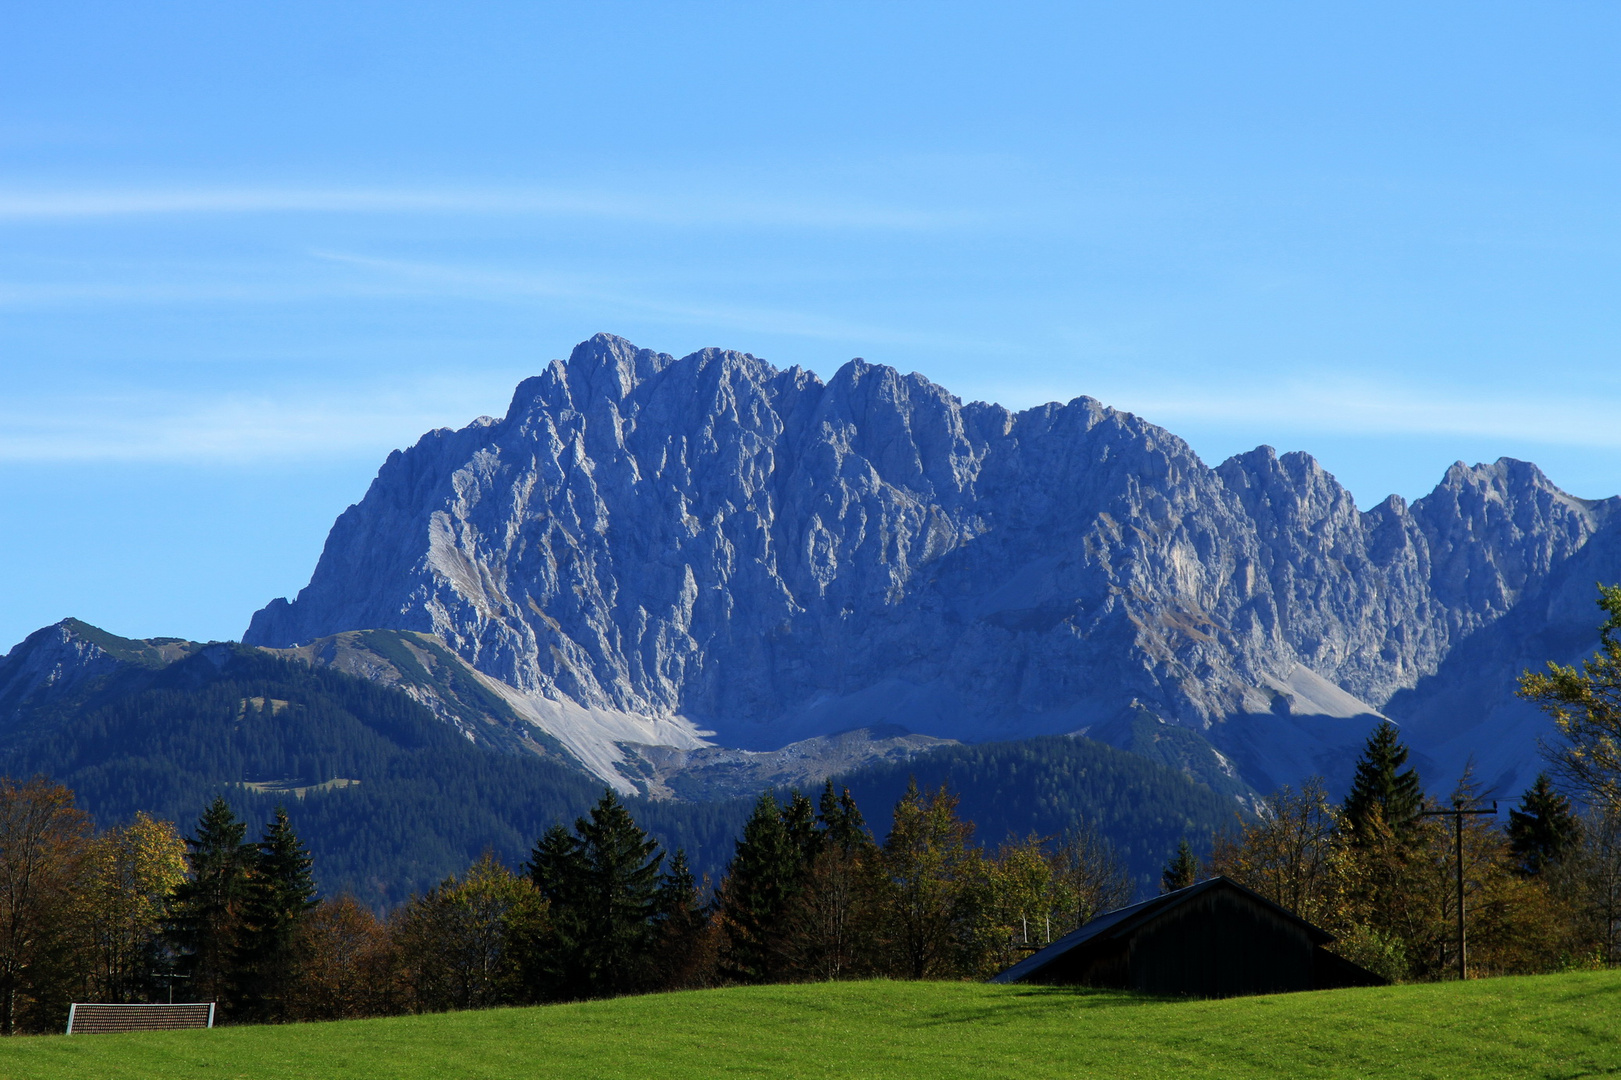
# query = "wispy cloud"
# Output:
<box><xmin>1080</xmin><ymin>375</ymin><xmax>1621</xmax><ymax>449</ymax></box>
<box><xmin>312</xmin><ymin>250</ymin><xmax>1004</xmax><ymax>351</ymax></box>
<box><xmin>0</xmin><ymin>245</ymin><xmax>1000</xmax><ymax>350</ymax></box>
<box><xmin>0</xmin><ymin>185</ymin><xmax>972</xmax><ymax>230</ymax></box>
<box><xmin>0</xmin><ymin>380</ymin><xmax>513</xmax><ymax>464</ymax></box>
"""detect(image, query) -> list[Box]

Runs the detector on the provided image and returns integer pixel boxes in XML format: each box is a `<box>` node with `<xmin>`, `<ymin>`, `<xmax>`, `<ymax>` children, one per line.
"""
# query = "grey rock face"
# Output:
<box><xmin>245</xmin><ymin>334</ymin><xmax>1617</xmax><ymax>795</ymax></box>
<box><xmin>0</xmin><ymin>619</ymin><xmax>200</xmax><ymax>726</ymax></box>
<box><xmin>1384</xmin><ymin>514</ymin><xmax>1621</xmax><ymax>799</ymax></box>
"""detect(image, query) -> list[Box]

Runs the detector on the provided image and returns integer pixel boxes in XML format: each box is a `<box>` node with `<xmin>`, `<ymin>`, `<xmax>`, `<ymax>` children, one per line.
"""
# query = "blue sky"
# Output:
<box><xmin>4</xmin><ymin>2</ymin><xmax>1621</xmax><ymax>650</ymax></box>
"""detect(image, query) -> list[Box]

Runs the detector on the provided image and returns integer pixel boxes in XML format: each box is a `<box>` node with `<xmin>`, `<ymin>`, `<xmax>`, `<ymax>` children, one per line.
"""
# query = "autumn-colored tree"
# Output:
<box><xmin>394</xmin><ymin>854</ymin><xmax>546</xmax><ymax>1013</ymax></box>
<box><xmin>1413</xmin><ymin>773</ymin><xmax>1563</xmax><ymax>978</ymax></box>
<box><xmin>879</xmin><ymin>781</ymin><xmax>981</xmax><ymax>979</ymax></box>
<box><xmin>1049</xmin><ymin>826</ymin><xmax>1134</xmax><ymax>930</ymax></box>
<box><xmin>0</xmin><ymin>777</ymin><xmax>92</xmax><ymax>1034</ymax></box>
<box><xmin>979</xmin><ymin>834</ymin><xmax>1060</xmax><ymax>974</ymax></box>
<box><xmin>1328</xmin><ymin>770</ymin><xmax>1563</xmax><ymax>982</ymax></box>
<box><xmin>1209</xmin><ymin>780</ymin><xmax>1338</xmax><ymax>925</ymax></box>
<box><xmin>973</xmin><ymin>828</ymin><xmax>1133</xmax><ymax>978</ymax></box>
<box><xmin>81</xmin><ymin>812</ymin><xmax>186</xmax><ymax>1004</ymax></box>
<box><xmin>291</xmin><ymin>896</ymin><xmax>399</xmax><ymax>1020</ymax></box>
<box><xmin>1559</xmin><ymin>808</ymin><xmax>1621</xmax><ymax>966</ymax></box>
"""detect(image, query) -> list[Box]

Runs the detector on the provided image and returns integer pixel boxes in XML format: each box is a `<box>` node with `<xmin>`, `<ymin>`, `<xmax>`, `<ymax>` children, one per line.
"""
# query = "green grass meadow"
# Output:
<box><xmin>3</xmin><ymin>972</ymin><xmax>1618</xmax><ymax>1080</ymax></box>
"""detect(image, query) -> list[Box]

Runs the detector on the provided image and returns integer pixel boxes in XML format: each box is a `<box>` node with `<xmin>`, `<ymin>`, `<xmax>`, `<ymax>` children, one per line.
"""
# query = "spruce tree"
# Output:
<box><xmin>783</xmin><ymin>790</ymin><xmax>822</xmax><ymax>867</ymax></box>
<box><xmin>719</xmin><ymin>792</ymin><xmax>800</xmax><ymax>983</ymax></box>
<box><xmin>817</xmin><ymin>781</ymin><xmax>871</xmax><ymax>853</ymax></box>
<box><xmin>528</xmin><ymin>790</ymin><xmax>663</xmax><ymax>999</ymax></box>
<box><xmin>528</xmin><ymin>823</ymin><xmax>585</xmax><ymax>908</ymax></box>
<box><xmin>1342</xmin><ymin>721</ymin><xmax>1424</xmax><ymax>841</ymax></box>
<box><xmin>235</xmin><ymin>806</ymin><xmax>317</xmax><ymax>1020</ymax></box>
<box><xmin>1509</xmin><ymin>773</ymin><xmax>1582</xmax><ymax>875</ymax></box>
<box><xmin>1160</xmin><ymin>838</ymin><xmax>1199</xmax><ymax>893</ymax></box>
<box><xmin>526</xmin><ymin>823</ymin><xmax>587</xmax><ymax>996</ymax></box>
<box><xmin>650</xmin><ymin>849</ymin><xmax>707</xmax><ymax>988</ymax></box>
<box><xmin>575</xmin><ymin>789</ymin><xmax>663</xmax><ymax>996</ymax></box>
<box><xmin>166</xmin><ymin>797</ymin><xmax>257</xmax><ymax>1009</ymax></box>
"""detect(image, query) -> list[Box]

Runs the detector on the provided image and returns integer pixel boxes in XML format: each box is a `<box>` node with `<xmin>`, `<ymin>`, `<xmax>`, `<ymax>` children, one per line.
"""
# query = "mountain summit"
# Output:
<box><xmin>245</xmin><ymin>334</ymin><xmax>1621</xmax><ymax>797</ymax></box>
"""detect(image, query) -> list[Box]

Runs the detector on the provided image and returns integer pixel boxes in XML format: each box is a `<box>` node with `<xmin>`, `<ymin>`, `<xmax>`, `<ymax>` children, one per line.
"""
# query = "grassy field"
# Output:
<box><xmin>2</xmin><ymin>972</ymin><xmax>1618</xmax><ymax>1080</ymax></box>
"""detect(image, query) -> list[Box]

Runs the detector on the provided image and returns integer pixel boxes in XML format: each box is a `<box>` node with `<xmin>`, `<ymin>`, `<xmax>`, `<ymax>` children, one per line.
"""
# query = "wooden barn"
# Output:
<box><xmin>989</xmin><ymin>876</ymin><xmax>1386</xmax><ymax>998</ymax></box>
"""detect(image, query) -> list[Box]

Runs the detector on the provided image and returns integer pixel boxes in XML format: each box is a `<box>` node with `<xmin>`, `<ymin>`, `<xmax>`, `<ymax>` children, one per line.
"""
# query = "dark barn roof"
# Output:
<box><xmin>990</xmin><ymin>876</ymin><xmax>1386</xmax><ymax>997</ymax></box>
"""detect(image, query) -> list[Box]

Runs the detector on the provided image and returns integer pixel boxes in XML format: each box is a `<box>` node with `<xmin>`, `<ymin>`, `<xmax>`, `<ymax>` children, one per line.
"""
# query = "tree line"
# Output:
<box><xmin>0</xmin><ymin>775</ymin><xmax>1134</xmax><ymax>1033</ymax></box>
<box><xmin>2</xmin><ymin>733</ymin><xmax>1618</xmax><ymax>1033</ymax></box>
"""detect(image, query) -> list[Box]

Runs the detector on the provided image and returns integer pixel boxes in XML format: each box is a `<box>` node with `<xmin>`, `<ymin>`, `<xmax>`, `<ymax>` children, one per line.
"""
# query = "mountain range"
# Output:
<box><xmin>5</xmin><ymin>332</ymin><xmax>1612</xmax><ymax>898</ymax></box>
<box><xmin>222</xmin><ymin>333</ymin><xmax>1617</xmax><ymax>803</ymax></box>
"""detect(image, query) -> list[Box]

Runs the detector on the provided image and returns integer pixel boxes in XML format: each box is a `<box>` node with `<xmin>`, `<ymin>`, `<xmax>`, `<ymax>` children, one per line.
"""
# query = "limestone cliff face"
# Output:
<box><xmin>244</xmin><ymin>335</ymin><xmax>1617</xmax><ymax>792</ymax></box>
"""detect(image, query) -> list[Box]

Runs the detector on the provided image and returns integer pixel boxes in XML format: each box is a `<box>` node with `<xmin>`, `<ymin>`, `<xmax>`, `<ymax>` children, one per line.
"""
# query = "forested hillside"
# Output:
<box><xmin>0</xmin><ymin>635</ymin><xmax>1233</xmax><ymax>903</ymax></box>
<box><xmin>834</xmin><ymin>736</ymin><xmax>1237</xmax><ymax>891</ymax></box>
<box><xmin>0</xmin><ymin>645</ymin><xmax>751</xmax><ymax>905</ymax></box>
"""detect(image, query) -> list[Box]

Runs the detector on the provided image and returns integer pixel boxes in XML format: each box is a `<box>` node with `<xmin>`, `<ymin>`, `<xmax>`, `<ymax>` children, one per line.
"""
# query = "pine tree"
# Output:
<box><xmin>166</xmin><ymin>797</ymin><xmax>257</xmax><ymax>1010</ymax></box>
<box><xmin>650</xmin><ymin>849</ymin><xmax>708</xmax><ymax>989</ymax></box>
<box><xmin>766</xmin><ymin>783</ymin><xmax>880</xmax><ymax>982</ymax></box>
<box><xmin>718</xmin><ymin>792</ymin><xmax>801</xmax><ymax>983</ymax></box>
<box><xmin>527</xmin><ymin>823</ymin><xmax>585</xmax><ymax>909</ymax></box>
<box><xmin>817</xmin><ymin>781</ymin><xmax>870</xmax><ymax>853</ymax></box>
<box><xmin>1342</xmin><ymin>721</ymin><xmax>1424</xmax><ymax>841</ymax></box>
<box><xmin>574</xmin><ymin>789</ymin><xmax>663</xmax><ymax>996</ymax></box>
<box><xmin>527</xmin><ymin>790</ymin><xmax>663</xmax><ymax>999</ymax></box>
<box><xmin>526</xmin><ymin>823</ymin><xmax>586</xmax><ymax>996</ymax></box>
<box><xmin>235</xmin><ymin>806</ymin><xmax>317</xmax><ymax>1020</ymax></box>
<box><xmin>783</xmin><ymin>790</ymin><xmax>822</xmax><ymax>868</ymax></box>
<box><xmin>1509</xmin><ymin>773</ymin><xmax>1582</xmax><ymax>876</ymax></box>
<box><xmin>1160</xmin><ymin>838</ymin><xmax>1199</xmax><ymax>893</ymax></box>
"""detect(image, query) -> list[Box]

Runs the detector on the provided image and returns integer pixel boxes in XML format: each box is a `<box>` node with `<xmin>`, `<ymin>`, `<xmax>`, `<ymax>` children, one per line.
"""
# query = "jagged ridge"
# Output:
<box><xmin>244</xmin><ymin>334</ymin><xmax>1620</xmax><ymax>797</ymax></box>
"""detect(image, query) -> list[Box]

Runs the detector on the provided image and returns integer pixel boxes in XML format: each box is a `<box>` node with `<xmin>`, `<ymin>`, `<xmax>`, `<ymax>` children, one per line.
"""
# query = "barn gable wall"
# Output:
<box><xmin>1125</xmin><ymin>889</ymin><xmax>1315</xmax><ymax>997</ymax></box>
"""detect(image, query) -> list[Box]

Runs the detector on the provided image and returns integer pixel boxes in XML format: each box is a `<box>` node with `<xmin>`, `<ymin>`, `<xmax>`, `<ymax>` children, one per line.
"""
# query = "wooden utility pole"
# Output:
<box><xmin>1418</xmin><ymin>802</ymin><xmax>1498</xmax><ymax>980</ymax></box>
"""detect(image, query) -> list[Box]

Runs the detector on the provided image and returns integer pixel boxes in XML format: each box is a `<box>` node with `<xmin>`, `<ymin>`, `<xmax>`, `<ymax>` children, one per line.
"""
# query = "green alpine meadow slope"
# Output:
<box><xmin>5</xmin><ymin>973</ymin><xmax>1617</xmax><ymax>1080</ymax></box>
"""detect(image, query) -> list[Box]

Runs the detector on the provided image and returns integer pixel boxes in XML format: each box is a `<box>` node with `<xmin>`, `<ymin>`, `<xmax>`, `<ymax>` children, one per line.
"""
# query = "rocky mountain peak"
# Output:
<box><xmin>0</xmin><ymin>619</ymin><xmax>200</xmax><ymax>724</ymax></box>
<box><xmin>244</xmin><ymin>336</ymin><xmax>1616</xmax><ymax>799</ymax></box>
